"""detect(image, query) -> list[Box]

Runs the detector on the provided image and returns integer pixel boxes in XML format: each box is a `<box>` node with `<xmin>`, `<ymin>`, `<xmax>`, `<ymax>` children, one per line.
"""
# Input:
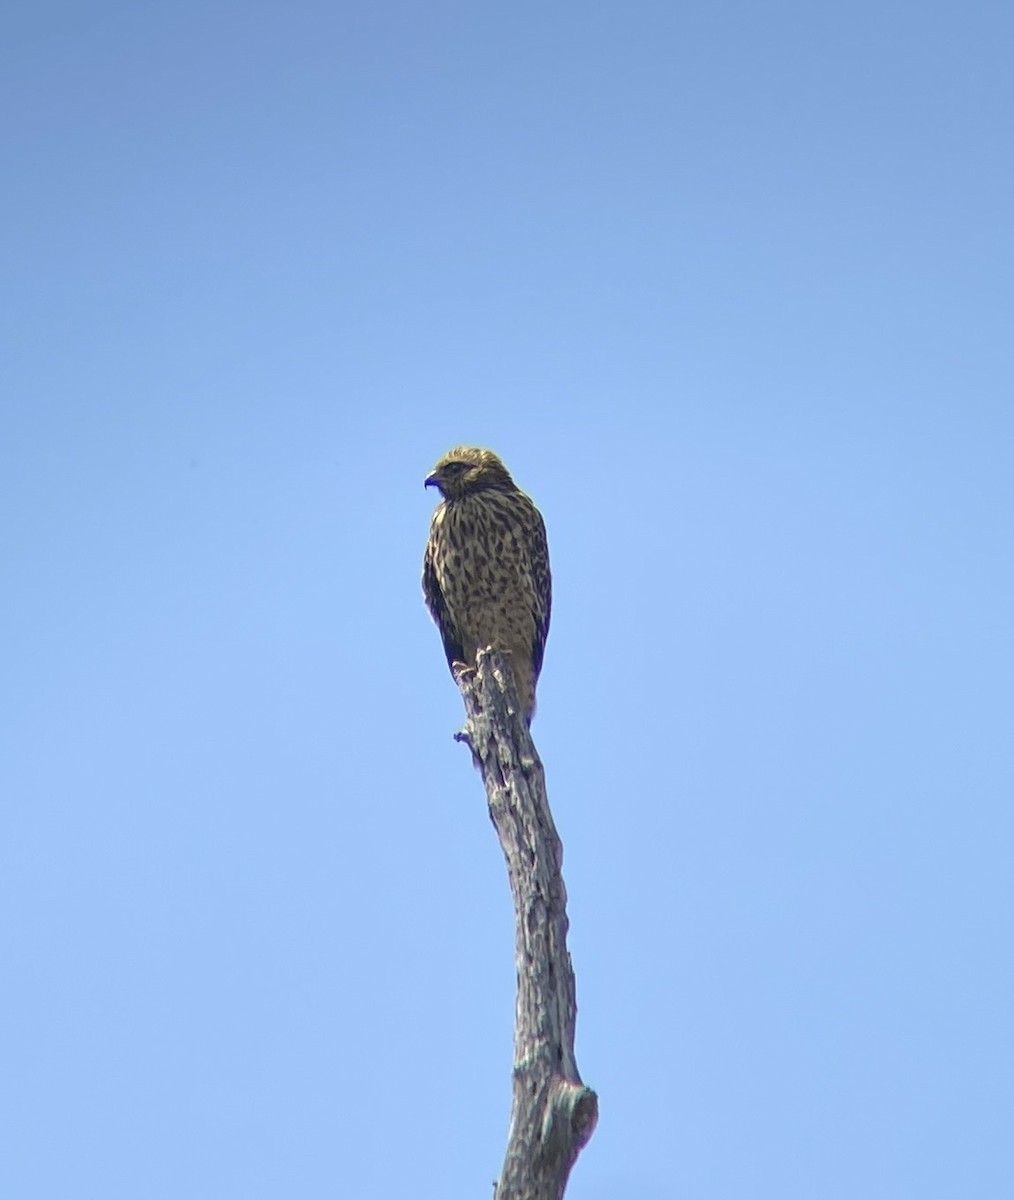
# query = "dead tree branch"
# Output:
<box><xmin>453</xmin><ymin>649</ymin><xmax>597</xmax><ymax>1200</ymax></box>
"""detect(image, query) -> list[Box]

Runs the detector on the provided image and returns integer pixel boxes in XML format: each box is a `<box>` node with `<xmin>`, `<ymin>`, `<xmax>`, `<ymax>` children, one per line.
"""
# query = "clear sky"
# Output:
<box><xmin>3</xmin><ymin>2</ymin><xmax>1012</xmax><ymax>1196</ymax></box>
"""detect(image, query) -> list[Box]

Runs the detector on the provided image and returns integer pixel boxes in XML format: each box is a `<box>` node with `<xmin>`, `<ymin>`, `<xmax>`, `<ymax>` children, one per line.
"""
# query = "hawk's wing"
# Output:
<box><xmin>524</xmin><ymin>500</ymin><xmax>552</xmax><ymax>681</ymax></box>
<box><xmin>422</xmin><ymin>535</ymin><xmax>464</xmax><ymax>673</ymax></box>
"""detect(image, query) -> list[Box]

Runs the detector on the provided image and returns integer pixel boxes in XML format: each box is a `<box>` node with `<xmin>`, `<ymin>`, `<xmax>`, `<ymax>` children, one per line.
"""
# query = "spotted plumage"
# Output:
<box><xmin>423</xmin><ymin>447</ymin><xmax>551</xmax><ymax>723</ymax></box>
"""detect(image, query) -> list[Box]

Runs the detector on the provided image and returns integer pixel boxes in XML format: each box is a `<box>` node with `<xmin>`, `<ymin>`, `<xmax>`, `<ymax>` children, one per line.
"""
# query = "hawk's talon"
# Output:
<box><xmin>452</xmin><ymin>660</ymin><xmax>476</xmax><ymax>685</ymax></box>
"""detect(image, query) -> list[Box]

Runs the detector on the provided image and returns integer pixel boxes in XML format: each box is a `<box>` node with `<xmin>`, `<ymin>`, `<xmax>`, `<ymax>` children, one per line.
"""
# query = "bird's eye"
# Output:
<box><xmin>446</xmin><ymin>461</ymin><xmax>470</xmax><ymax>474</ymax></box>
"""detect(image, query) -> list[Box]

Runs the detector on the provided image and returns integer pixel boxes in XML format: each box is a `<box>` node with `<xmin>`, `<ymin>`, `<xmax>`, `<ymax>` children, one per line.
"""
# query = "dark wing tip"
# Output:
<box><xmin>423</xmin><ymin>546</ymin><xmax>465</xmax><ymax>671</ymax></box>
<box><xmin>528</xmin><ymin>507</ymin><xmax>552</xmax><ymax>681</ymax></box>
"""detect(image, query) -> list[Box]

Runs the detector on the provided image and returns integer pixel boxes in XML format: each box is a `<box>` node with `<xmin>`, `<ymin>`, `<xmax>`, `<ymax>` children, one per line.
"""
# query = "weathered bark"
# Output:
<box><xmin>453</xmin><ymin>649</ymin><xmax>597</xmax><ymax>1200</ymax></box>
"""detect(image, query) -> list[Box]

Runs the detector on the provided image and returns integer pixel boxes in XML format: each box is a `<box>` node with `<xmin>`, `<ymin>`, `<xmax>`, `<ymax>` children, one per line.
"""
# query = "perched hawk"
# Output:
<box><xmin>423</xmin><ymin>447</ymin><xmax>551</xmax><ymax>724</ymax></box>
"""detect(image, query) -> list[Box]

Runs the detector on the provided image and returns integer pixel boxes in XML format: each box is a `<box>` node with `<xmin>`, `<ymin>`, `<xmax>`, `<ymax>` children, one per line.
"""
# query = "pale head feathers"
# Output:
<box><xmin>424</xmin><ymin>447</ymin><xmax>517</xmax><ymax>500</ymax></box>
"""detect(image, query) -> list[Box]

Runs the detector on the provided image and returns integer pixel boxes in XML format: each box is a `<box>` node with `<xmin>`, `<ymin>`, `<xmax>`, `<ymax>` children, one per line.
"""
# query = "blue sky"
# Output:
<box><xmin>3</xmin><ymin>2</ymin><xmax>1012</xmax><ymax>1196</ymax></box>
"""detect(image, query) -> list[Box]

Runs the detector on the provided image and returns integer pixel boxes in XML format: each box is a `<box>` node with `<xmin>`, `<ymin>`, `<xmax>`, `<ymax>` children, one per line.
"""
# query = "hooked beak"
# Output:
<box><xmin>424</xmin><ymin>471</ymin><xmax>440</xmax><ymax>490</ymax></box>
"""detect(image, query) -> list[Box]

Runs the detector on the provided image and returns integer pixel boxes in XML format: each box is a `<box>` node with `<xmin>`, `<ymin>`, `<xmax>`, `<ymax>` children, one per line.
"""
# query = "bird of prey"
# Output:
<box><xmin>423</xmin><ymin>447</ymin><xmax>551</xmax><ymax>724</ymax></box>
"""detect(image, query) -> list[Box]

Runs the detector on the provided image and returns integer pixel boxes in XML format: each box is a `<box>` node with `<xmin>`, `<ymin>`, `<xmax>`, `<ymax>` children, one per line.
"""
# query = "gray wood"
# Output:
<box><xmin>453</xmin><ymin>649</ymin><xmax>597</xmax><ymax>1200</ymax></box>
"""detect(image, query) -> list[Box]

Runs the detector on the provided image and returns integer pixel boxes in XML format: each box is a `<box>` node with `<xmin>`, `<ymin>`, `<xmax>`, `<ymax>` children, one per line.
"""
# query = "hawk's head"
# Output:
<box><xmin>424</xmin><ymin>447</ymin><xmax>515</xmax><ymax>500</ymax></box>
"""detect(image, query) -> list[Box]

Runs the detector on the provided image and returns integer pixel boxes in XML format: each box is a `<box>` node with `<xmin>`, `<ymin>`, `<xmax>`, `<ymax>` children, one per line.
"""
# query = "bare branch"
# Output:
<box><xmin>454</xmin><ymin>649</ymin><xmax>597</xmax><ymax>1200</ymax></box>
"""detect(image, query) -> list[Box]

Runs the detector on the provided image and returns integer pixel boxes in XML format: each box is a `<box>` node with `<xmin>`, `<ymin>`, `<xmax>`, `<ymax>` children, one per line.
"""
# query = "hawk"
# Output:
<box><xmin>423</xmin><ymin>447</ymin><xmax>551</xmax><ymax>724</ymax></box>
